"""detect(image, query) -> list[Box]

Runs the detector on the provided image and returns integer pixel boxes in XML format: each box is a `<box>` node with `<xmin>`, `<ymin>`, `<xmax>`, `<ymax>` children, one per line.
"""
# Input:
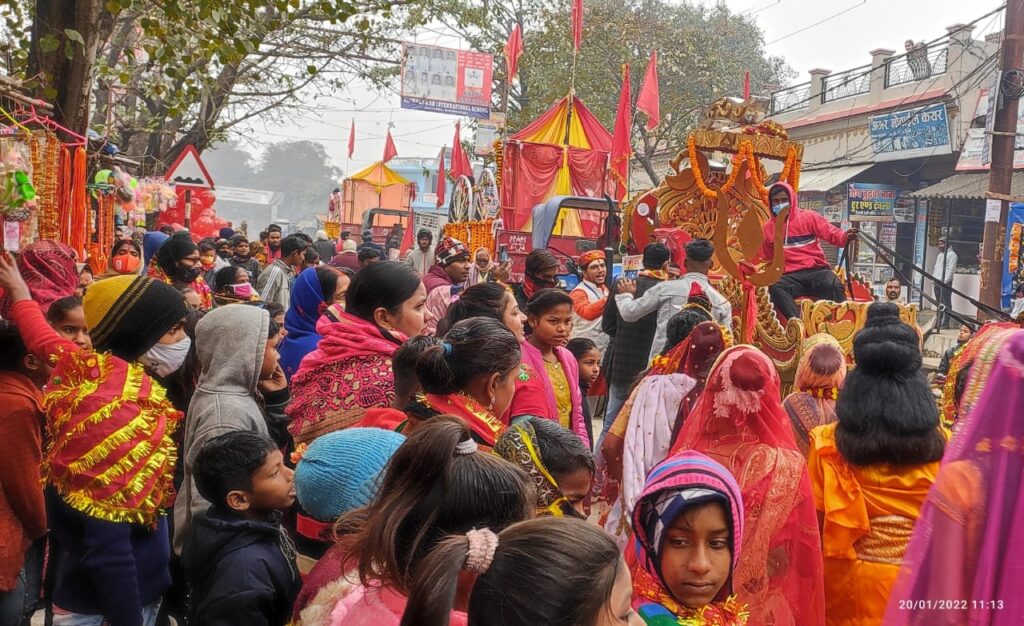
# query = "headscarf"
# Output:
<box><xmin>671</xmin><ymin>345</ymin><xmax>826</xmax><ymax>626</ymax></box>
<box><xmin>100</xmin><ymin>238</ymin><xmax>144</xmax><ymax>279</ymax></box>
<box><xmin>142</xmin><ymin>231</ymin><xmax>168</xmax><ymax>275</ymax></box>
<box><xmin>279</xmin><ymin>267</ymin><xmax>329</xmax><ymax>379</ymax></box>
<box><xmin>942</xmin><ymin>322</ymin><xmax>1021</xmax><ymax>426</ymax></box>
<box><xmin>494</xmin><ymin>421</ymin><xmax>583</xmax><ymax>518</ymax></box>
<box><xmin>0</xmin><ymin>240</ymin><xmax>78</xmax><ymax>317</ymax></box>
<box><xmin>782</xmin><ymin>334</ymin><xmax>847</xmax><ymax>455</ymax></box>
<box><xmin>885</xmin><ymin>330</ymin><xmax>1024</xmax><ymax>626</ymax></box>
<box><xmin>523</xmin><ymin>249</ymin><xmax>559</xmax><ymax>299</ymax></box>
<box><xmin>148</xmin><ymin>233</ymin><xmax>213</xmax><ymax>310</ymax></box>
<box><xmin>672</xmin><ymin>321</ymin><xmax>729</xmax><ymax>440</ymax></box>
<box><xmin>631</xmin><ymin>451</ymin><xmax>748</xmax><ymax>622</ymax></box>
<box><xmin>287</xmin><ymin>303</ymin><xmax>405</xmax><ymax>445</ymax></box>
<box><xmin>466</xmin><ymin>247</ymin><xmax>495</xmax><ymax>285</ymax></box>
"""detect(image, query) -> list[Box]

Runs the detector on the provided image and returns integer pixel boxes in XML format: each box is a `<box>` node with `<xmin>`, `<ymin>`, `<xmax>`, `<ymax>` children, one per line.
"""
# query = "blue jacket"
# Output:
<box><xmin>182</xmin><ymin>507</ymin><xmax>300</xmax><ymax>626</ymax></box>
<box><xmin>46</xmin><ymin>488</ymin><xmax>171</xmax><ymax>626</ymax></box>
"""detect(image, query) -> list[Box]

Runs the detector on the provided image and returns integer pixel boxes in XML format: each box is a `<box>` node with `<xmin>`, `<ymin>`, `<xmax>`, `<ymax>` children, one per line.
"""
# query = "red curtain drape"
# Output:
<box><xmin>502</xmin><ymin>142</ymin><xmax>563</xmax><ymax>229</ymax></box>
<box><xmin>501</xmin><ymin>142</ymin><xmax>611</xmax><ymax>231</ymax></box>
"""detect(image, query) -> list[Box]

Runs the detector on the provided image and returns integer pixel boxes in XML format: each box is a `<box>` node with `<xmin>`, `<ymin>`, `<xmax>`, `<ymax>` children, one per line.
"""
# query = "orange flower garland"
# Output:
<box><xmin>444</xmin><ymin>218</ymin><xmax>495</xmax><ymax>256</ymax></box>
<box><xmin>688</xmin><ymin>136</ymin><xmax>801</xmax><ymax>206</ymax></box>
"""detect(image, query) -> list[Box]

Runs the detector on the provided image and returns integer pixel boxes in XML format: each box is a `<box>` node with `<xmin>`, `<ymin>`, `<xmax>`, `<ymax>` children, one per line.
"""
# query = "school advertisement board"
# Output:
<box><xmin>400</xmin><ymin>43</ymin><xmax>493</xmax><ymax>119</ymax></box>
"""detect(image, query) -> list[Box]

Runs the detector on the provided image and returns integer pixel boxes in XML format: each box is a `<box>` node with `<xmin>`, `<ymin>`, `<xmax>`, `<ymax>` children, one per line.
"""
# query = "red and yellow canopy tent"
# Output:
<box><xmin>340</xmin><ymin>160</ymin><xmax>413</xmax><ymax>225</ymax></box>
<box><xmin>499</xmin><ymin>94</ymin><xmax>612</xmax><ymax>237</ymax></box>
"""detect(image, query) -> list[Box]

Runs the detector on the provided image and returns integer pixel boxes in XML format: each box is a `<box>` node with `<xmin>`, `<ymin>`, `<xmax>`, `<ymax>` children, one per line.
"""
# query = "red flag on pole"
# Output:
<box><xmin>436</xmin><ymin>147</ymin><xmax>447</xmax><ymax>209</ymax></box>
<box><xmin>636</xmin><ymin>50</ymin><xmax>660</xmax><ymax>131</ymax></box>
<box><xmin>450</xmin><ymin>122</ymin><xmax>473</xmax><ymax>180</ymax></box>
<box><xmin>347</xmin><ymin>119</ymin><xmax>355</xmax><ymax>158</ymax></box>
<box><xmin>382</xmin><ymin>129</ymin><xmax>397</xmax><ymax>163</ymax></box>
<box><xmin>571</xmin><ymin>0</ymin><xmax>583</xmax><ymax>52</ymax></box>
<box><xmin>743</xmin><ymin>70</ymin><xmax>751</xmax><ymax>99</ymax></box>
<box><xmin>610</xmin><ymin>64</ymin><xmax>632</xmax><ymax>201</ymax></box>
<box><xmin>505</xmin><ymin>23</ymin><xmax>524</xmax><ymax>82</ymax></box>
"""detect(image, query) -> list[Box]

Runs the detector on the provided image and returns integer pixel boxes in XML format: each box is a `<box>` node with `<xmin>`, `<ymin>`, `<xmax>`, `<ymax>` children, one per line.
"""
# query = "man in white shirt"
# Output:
<box><xmin>615</xmin><ymin>238</ymin><xmax>732</xmax><ymax>362</ymax></box>
<box><xmin>932</xmin><ymin>235</ymin><xmax>957</xmax><ymax>329</ymax></box>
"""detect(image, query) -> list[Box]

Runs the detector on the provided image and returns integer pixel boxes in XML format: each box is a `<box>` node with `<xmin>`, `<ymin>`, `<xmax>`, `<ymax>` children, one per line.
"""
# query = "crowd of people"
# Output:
<box><xmin>0</xmin><ymin>210</ymin><xmax>1020</xmax><ymax>626</ymax></box>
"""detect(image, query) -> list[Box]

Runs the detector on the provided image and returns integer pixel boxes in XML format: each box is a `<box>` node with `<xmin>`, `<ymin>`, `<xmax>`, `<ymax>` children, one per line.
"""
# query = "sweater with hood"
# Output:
<box><xmin>182</xmin><ymin>507</ymin><xmax>300</xmax><ymax>626</ymax></box>
<box><xmin>759</xmin><ymin>181</ymin><xmax>848</xmax><ymax>273</ymax></box>
<box><xmin>174</xmin><ymin>304</ymin><xmax>283</xmax><ymax>553</ymax></box>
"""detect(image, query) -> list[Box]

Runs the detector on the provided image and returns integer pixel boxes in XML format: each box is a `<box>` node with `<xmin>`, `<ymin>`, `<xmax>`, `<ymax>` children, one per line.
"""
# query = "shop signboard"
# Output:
<box><xmin>869</xmin><ymin>103</ymin><xmax>952</xmax><ymax>162</ymax></box>
<box><xmin>956</xmin><ymin>88</ymin><xmax>1024</xmax><ymax>170</ymax></box>
<box><xmin>400</xmin><ymin>42</ymin><xmax>493</xmax><ymax>119</ymax></box>
<box><xmin>799</xmin><ymin>186</ymin><xmax>845</xmax><ymax>223</ymax></box>
<box><xmin>848</xmin><ymin>183</ymin><xmax>899</xmax><ymax>222</ymax></box>
<box><xmin>893</xmin><ymin>190</ymin><xmax>916</xmax><ymax>223</ymax></box>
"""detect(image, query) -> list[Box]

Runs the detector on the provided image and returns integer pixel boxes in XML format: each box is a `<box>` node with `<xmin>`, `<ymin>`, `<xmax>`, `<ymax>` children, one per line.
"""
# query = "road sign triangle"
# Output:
<box><xmin>165</xmin><ymin>145</ymin><xmax>215</xmax><ymax>189</ymax></box>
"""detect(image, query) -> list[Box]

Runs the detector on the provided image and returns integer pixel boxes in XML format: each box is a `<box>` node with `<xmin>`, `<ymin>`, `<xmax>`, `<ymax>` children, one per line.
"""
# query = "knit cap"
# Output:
<box><xmin>435</xmin><ymin>236</ymin><xmax>470</xmax><ymax>266</ymax></box>
<box><xmin>83</xmin><ymin>275</ymin><xmax>187</xmax><ymax>361</ymax></box>
<box><xmin>294</xmin><ymin>427</ymin><xmax>405</xmax><ymax>522</ymax></box>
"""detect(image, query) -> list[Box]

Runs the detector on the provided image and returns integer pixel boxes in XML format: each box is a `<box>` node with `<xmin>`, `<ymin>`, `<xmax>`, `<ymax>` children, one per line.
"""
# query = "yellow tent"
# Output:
<box><xmin>342</xmin><ymin>161</ymin><xmax>412</xmax><ymax>224</ymax></box>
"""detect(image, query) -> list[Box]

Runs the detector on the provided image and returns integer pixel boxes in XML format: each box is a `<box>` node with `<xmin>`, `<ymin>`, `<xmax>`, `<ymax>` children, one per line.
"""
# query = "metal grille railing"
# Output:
<box><xmin>821</xmin><ymin>65</ymin><xmax>872</xmax><ymax>103</ymax></box>
<box><xmin>770</xmin><ymin>82</ymin><xmax>811</xmax><ymax>115</ymax></box>
<box><xmin>885</xmin><ymin>44</ymin><xmax>949</xmax><ymax>87</ymax></box>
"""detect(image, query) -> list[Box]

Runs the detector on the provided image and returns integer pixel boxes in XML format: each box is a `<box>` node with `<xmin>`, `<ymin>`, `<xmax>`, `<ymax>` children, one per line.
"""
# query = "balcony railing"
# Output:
<box><xmin>770</xmin><ymin>82</ymin><xmax>811</xmax><ymax>115</ymax></box>
<box><xmin>821</xmin><ymin>65</ymin><xmax>872</xmax><ymax>103</ymax></box>
<box><xmin>885</xmin><ymin>43</ymin><xmax>949</xmax><ymax>87</ymax></box>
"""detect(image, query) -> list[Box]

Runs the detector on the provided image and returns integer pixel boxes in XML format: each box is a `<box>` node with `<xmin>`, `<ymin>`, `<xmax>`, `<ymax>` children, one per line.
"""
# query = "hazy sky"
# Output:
<box><xmin>234</xmin><ymin>0</ymin><xmax>1006</xmax><ymax>178</ymax></box>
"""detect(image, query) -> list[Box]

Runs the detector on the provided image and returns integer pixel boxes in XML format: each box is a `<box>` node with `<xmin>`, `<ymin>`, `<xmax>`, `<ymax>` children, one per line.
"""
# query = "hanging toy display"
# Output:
<box><xmin>0</xmin><ymin>140</ymin><xmax>37</xmax><ymax>250</ymax></box>
<box><xmin>476</xmin><ymin>167</ymin><xmax>499</xmax><ymax>220</ymax></box>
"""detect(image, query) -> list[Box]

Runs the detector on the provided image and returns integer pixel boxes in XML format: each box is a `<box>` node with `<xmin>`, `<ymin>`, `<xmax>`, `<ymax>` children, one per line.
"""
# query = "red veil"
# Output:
<box><xmin>671</xmin><ymin>345</ymin><xmax>825</xmax><ymax>626</ymax></box>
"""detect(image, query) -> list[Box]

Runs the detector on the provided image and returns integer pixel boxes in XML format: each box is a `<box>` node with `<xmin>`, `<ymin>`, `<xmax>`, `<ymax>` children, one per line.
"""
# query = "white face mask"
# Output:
<box><xmin>141</xmin><ymin>336</ymin><xmax>192</xmax><ymax>378</ymax></box>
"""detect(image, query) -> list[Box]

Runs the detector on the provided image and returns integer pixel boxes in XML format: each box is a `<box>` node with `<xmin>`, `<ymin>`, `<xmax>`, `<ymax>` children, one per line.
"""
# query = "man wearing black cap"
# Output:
<box><xmin>616</xmin><ymin>238</ymin><xmax>732</xmax><ymax>362</ymax></box>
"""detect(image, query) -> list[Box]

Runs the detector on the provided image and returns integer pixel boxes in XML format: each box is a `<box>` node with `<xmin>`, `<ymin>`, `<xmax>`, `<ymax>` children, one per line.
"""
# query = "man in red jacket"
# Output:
<box><xmin>760</xmin><ymin>182</ymin><xmax>858</xmax><ymax>319</ymax></box>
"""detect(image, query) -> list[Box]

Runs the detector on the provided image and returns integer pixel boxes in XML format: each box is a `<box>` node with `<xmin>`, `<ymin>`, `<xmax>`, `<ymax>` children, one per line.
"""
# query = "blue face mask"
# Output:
<box><xmin>772</xmin><ymin>200</ymin><xmax>790</xmax><ymax>216</ymax></box>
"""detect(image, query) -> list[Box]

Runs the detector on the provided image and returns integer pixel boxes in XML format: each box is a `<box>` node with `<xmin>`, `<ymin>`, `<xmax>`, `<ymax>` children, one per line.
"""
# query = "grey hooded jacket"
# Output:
<box><xmin>174</xmin><ymin>304</ymin><xmax>271</xmax><ymax>554</ymax></box>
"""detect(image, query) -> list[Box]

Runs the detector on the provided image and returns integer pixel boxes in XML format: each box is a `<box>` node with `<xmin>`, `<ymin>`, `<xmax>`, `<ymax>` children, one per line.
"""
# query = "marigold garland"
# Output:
<box><xmin>800</xmin><ymin>386</ymin><xmax>839</xmax><ymax>400</ymax></box>
<box><xmin>443</xmin><ymin>218</ymin><xmax>495</xmax><ymax>256</ymax></box>
<box><xmin>688</xmin><ymin>136</ymin><xmax>800</xmax><ymax>206</ymax></box>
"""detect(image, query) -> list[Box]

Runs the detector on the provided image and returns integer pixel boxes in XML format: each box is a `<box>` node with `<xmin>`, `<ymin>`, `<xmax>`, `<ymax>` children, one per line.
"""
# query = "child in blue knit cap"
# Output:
<box><xmin>291</xmin><ymin>427</ymin><xmax>406</xmax><ymax>624</ymax></box>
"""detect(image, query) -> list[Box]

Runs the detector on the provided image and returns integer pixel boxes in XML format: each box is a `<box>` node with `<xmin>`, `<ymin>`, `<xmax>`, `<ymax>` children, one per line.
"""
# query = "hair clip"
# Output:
<box><xmin>289</xmin><ymin>442</ymin><xmax>308</xmax><ymax>465</ymax></box>
<box><xmin>464</xmin><ymin>528</ymin><xmax>499</xmax><ymax>574</ymax></box>
<box><xmin>442</xmin><ymin>341</ymin><xmax>453</xmax><ymax>356</ymax></box>
<box><xmin>454</xmin><ymin>438</ymin><xmax>478</xmax><ymax>455</ymax></box>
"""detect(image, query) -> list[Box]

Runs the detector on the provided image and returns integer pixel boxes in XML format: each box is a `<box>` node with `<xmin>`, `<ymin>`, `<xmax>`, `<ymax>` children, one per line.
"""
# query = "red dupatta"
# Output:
<box><xmin>671</xmin><ymin>346</ymin><xmax>825</xmax><ymax>626</ymax></box>
<box><xmin>423</xmin><ymin>392</ymin><xmax>506</xmax><ymax>448</ymax></box>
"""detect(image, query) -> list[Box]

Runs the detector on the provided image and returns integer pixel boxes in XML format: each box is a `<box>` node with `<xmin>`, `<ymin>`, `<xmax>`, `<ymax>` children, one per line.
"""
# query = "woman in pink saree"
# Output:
<box><xmin>884</xmin><ymin>329</ymin><xmax>1024</xmax><ymax>626</ymax></box>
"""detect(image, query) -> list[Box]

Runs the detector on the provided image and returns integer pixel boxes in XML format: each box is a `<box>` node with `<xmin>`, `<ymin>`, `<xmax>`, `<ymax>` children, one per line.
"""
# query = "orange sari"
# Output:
<box><xmin>807</xmin><ymin>423</ymin><xmax>941</xmax><ymax>626</ymax></box>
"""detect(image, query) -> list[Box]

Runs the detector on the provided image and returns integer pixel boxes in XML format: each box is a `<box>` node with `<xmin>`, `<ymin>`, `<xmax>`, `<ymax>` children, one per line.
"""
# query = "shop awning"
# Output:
<box><xmin>909</xmin><ymin>171</ymin><xmax>1024</xmax><ymax>200</ymax></box>
<box><xmin>798</xmin><ymin>163</ymin><xmax>874</xmax><ymax>192</ymax></box>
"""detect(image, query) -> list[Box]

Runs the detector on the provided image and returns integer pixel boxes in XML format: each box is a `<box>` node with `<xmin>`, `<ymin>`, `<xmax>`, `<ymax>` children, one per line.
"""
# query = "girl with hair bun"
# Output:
<box><xmin>435</xmin><ymin>282</ymin><xmax>554</xmax><ymax>427</ymax></box>
<box><xmin>808</xmin><ymin>302</ymin><xmax>946</xmax><ymax>625</ymax></box>
<box><xmin>323</xmin><ymin>416</ymin><xmax>532</xmax><ymax>626</ymax></box>
<box><xmin>401</xmin><ymin>517</ymin><xmax>641</xmax><ymax>626</ymax></box>
<box><xmin>411</xmin><ymin>317</ymin><xmax>522</xmax><ymax>447</ymax></box>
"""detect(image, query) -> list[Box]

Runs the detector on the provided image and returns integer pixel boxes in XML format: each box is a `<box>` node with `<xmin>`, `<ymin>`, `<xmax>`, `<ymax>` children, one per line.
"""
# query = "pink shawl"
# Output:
<box><xmin>519</xmin><ymin>340</ymin><xmax>588</xmax><ymax>446</ymax></box>
<box><xmin>287</xmin><ymin>304</ymin><xmax>405</xmax><ymax>444</ymax></box>
<box><xmin>327</xmin><ymin>583</ymin><xmax>467</xmax><ymax>626</ymax></box>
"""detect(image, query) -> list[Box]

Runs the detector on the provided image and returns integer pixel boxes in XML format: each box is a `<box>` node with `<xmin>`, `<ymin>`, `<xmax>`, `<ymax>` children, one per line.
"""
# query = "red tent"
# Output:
<box><xmin>500</xmin><ymin>95</ymin><xmax>612</xmax><ymax>236</ymax></box>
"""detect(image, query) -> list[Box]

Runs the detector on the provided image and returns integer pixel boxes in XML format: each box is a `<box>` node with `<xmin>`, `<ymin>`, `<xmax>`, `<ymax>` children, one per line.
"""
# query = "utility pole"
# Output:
<box><xmin>981</xmin><ymin>0</ymin><xmax>1024</xmax><ymax>316</ymax></box>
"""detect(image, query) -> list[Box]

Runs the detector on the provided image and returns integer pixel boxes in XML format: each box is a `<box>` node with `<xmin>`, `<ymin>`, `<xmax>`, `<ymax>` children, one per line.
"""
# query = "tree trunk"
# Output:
<box><xmin>28</xmin><ymin>0</ymin><xmax>104</xmax><ymax>137</ymax></box>
<box><xmin>637</xmin><ymin>128</ymin><xmax>661</xmax><ymax>187</ymax></box>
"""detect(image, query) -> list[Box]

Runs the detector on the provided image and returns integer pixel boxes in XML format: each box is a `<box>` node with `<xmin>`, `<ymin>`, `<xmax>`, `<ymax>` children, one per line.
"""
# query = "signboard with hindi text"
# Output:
<box><xmin>869</xmin><ymin>103</ymin><xmax>952</xmax><ymax>162</ymax></box>
<box><xmin>956</xmin><ymin>88</ymin><xmax>1024</xmax><ymax>170</ymax></box>
<box><xmin>400</xmin><ymin>42</ymin><xmax>493</xmax><ymax>119</ymax></box>
<box><xmin>847</xmin><ymin>183</ymin><xmax>899</xmax><ymax>222</ymax></box>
